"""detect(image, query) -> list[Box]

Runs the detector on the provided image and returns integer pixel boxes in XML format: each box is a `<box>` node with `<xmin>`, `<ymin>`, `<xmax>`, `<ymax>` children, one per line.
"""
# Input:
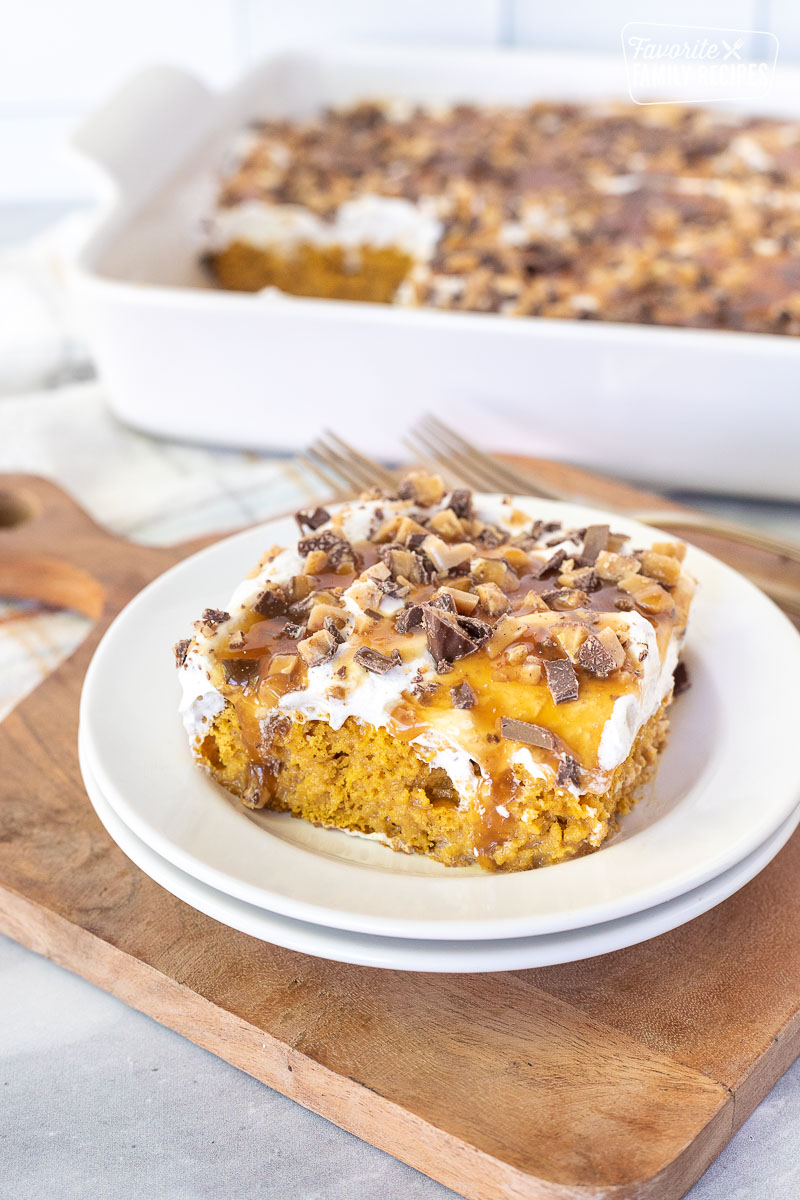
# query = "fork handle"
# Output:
<box><xmin>630</xmin><ymin>509</ymin><xmax>800</xmax><ymax>566</ymax></box>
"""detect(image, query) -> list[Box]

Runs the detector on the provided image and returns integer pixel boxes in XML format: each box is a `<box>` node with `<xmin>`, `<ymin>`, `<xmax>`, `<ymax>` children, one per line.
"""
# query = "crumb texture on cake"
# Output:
<box><xmin>176</xmin><ymin>474</ymin><xmax>695</xmax><ymax>872</ymax></box>
<box><xmin>206</xmin><ymin>100</ymin><xmax>800</xmax><ymax>336</ymax></box>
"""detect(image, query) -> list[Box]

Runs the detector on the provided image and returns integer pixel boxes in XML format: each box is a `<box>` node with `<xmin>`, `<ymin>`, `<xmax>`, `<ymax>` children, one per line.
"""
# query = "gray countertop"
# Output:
<box><xmin>2</xmin><ymin>926</ymin><xmax>800</xmax><ymax>1200</ymax></box>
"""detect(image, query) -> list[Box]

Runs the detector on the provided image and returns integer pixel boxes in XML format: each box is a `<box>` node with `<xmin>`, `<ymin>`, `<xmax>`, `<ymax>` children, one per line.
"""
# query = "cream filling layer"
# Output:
<box><xmin>207</xmin><ymin>194</ymin><xmax>443</xmax><ymax>264</ymax></box>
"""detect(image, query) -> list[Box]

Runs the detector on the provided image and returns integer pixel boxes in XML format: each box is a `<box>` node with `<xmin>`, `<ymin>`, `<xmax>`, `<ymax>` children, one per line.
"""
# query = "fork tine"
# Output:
<box><xmin>308</xmin><ymin>440</ymin><xmax>378</xmax><ymax>494</ymax></box>
<box><xmin>321</xmin><ymin>430</ymin><xmax>398</xmax><ymax>490</ymax></box>
<box><xmin>296</xmin><ymin>451</ymin><xmax>349</xmax><ymax>498</ymax></box>
<box><xmin>306</xmin><ymin>444</ymin><xmax>365</xmax><ymax>495</ymax></box>
<box><xmin>404</xmin><ymin>427</ymin><xmax>493</xmax><ymax>491</ymax></box>
<box><xmin>419</xmin><ymin>415</ymin><xmax>564</xmax><ymax>500</ymax></box>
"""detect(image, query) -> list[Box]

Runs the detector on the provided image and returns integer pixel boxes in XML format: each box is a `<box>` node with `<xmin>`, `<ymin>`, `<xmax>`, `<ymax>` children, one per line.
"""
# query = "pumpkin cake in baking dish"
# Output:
<box><xmin>206</xmin><ymin>99</ymin><xmax>800</xmax><ymax>336</ymax></box>
<box><xmin>175</xmin><ymin>473</ymin><xmax>695</xmax><ymax>872</ymax></box>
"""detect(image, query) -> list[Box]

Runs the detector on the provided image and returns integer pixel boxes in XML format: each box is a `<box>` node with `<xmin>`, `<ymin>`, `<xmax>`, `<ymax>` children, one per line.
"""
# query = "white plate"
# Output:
<box><xmin>80</xmin><ymin>739</ymin><xmax>800</xmax><ymax>972</ymax></box>
<box><xmin>79</xmin><ymin>497</ymin><xmax>800</xmax><ymax>941</ymax></box>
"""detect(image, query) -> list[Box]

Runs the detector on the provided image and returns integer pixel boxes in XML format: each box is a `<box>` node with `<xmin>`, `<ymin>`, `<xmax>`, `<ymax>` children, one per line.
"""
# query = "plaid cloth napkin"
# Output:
<box><xmin>0</xmin><ymin>380</ymin><xmax>328</xmax><ymax>722</ymax></box>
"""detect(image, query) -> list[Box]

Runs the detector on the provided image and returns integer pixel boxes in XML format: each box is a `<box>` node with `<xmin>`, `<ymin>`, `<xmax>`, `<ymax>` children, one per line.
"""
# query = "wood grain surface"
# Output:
<box><xmin>1</xmin><ymin>466</ymin><xmax>799</xmax><ymax>1200</ymax></box>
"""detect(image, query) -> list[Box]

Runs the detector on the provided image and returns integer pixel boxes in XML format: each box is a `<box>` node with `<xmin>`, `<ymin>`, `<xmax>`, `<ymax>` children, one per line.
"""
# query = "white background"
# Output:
<box><xmin>2</xmin><ymin>0</ymin><xmax>797</xmax><ymax>201</ymax></box>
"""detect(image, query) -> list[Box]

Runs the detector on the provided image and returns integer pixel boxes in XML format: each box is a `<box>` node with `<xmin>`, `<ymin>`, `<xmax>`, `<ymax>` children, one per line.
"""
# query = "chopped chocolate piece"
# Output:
<box><xmin>474</xmin><ymin>524</ymin><xmax>505</xmax><ymax>549</ymax></box>
<box><xmin>529</xmin><ymin>519</ymin><xmax>545</xmax><ymax>541</ymax></box>
<box><xmin>544</xmin><ymin>657</ymin><xmax>579</xmax><ymax>704</ymax></box>
<box><xmin>297</xmin><ymin>529</ymin><xmax>356</xmax><ymax>569</ymax></box>
<box><xmin>422</xmin><ymin>605</ymin><xmax>489</xmax><ymax>671</ymax></box>
<box><xmin>363</xmin><ymin>608</ymin><xmax>383</xmax><ymax>622</ymax></box>
<box><xmin>429</xmin><ymin>591</ymin><xmax>457</xmax><ymax>613</ymax></box>
<box><xmin>542</xmin><ymin>587</ymin><xmax>590</xmax><ymax>611</ymax></box>
<box><xmin>353</xmin><ymin>646</ymin><xmax>402</xmax><ymax>674</ymax></box>
<box><xmin>577</xmin><ymin>632</ymin><xmax>618</xmax><ymax>678</ymax></box>
<box><xmin>283</xmin><ymin>621</ymin><xmax>306</xmax><ymax>639</ymax></box>
<box><xmin>450</xmin><ymin>680</ymin><xmax>477</xmax><ymax>709</ymax></box>
<box><xmin>294</xmin><ymin>506</ymin><xmax>330</xmax><ymax>532</ymax></box>
<box><xmin>395</xmin><ymin>604</ymin><xmax>425</xmax><ymax>634</ymax></box>
<box><xmin>409</xmin><ymin>670</ymin><xmax>439</xmax><ymax>700</ymax></box>
<box><xmin>673</xmin><ymin>661</ymin><xmax>691</xmax><ymax>696</ymax></box>
<box><xmin>222</xmin><ymin>658</ymin><xmax>259</xmax><ymax>686</ymax></box>
<box><xmin>579</xmin><ymin>524</ymin><xmax>610</xmax><ymax>565</ymax></box>
<box><xmin>545</xmin><ymin>527</ymin><xmax>585</xmax><ymax>548</ymax></box>
<box><xmin>529</xmin><ymin>548</ymin><xmax>566</xmax><ymax>578</ymax></box>
<box><xmin>323</xmin><ymin>616</ymin><xmax>345</xmax><ymax>644</ymax></box>
<box><xmin>375</xmin><ymin>577</ymin><xmax>409</xmax><ymax>598</ymax></box>
<box><xmin>500</xmin><ymin>718</ymin><xmax>558</xmax><ymax>751</ymax></box>
<box><xmin>614</xmin><ymin>596</ymin><xmax>635</xmax><ymax>611</ymax></box>
<box><xmin>555</xmin><ymin>756</ymin><xmax>581</xmax><ymax>787</ymax></box>
<box><xmin>200</xmin><ymin>608</ymin><xmax>230</xmax><ymax>629</ymax></box>
<box><xmin>458</xmin><ymin>615</ymin><xmax>492</xmax><ymax>644</ymax></box>
<box><xmin>448</xmin><ymin>488</ymin><xmax>473</xmax><ymax>519</ymax></box>
<box><xmin>407</xmin><ymin>532</ymin><xmax>428</xmax><ymax>550</ymax></box>
<box><xmin>254</xmin><ymin>586</ymin><xmax>288</xmax><ymax>618</ymax></box>
<box><xmin>173</xmin><ymin>638</ymin><xmax>191</xmax><ymax>667</ymax></box>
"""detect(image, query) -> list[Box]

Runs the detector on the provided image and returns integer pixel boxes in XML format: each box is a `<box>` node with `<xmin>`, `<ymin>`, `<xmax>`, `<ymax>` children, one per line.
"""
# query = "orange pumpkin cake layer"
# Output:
<box><xmin>176</xmin><ymin>475</ymin><xmax>695</xmax><ymax>871</ymax></box>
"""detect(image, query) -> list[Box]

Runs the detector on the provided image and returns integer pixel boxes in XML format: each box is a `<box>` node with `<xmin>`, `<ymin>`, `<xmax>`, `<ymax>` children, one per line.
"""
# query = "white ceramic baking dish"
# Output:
<box><xmin>69</xmin><ymin>46</ymin><xmax>800</xmax><ymax>498</ymax></box>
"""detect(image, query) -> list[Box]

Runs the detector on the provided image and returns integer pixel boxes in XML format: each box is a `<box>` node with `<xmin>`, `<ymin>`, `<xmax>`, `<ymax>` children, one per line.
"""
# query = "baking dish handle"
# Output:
<box><xmin>69</xmin><ymin>65</ymin><xmax>216</xmax><ymax>204</ymax></box>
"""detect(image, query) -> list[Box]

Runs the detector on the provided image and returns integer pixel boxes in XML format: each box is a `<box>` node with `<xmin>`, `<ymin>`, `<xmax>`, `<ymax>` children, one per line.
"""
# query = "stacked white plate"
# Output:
<box><xmin>78</xmin><ymin>501</ymin><xmax>800</xmax><ymax>973</ymax></box>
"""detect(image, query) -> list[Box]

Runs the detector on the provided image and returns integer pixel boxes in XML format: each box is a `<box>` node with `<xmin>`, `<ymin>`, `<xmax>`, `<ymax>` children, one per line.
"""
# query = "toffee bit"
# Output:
<box><xmin>323</xmin><ymin>615</ymin><xmax>345</xmax><ymax>644</ymax></box>
<box><xmin>297</xmin><ymin>628</ymin><xmax>339</xmax><ymax>667</ymax></box>
<box><xmin>173</xmin><ymin>638</ymin><xmax>191</xmax><ymax>667</ymax></box>
<box><xmin>297</xmin><ymin>529</ymin><xmax>356</xmax><ymax>569</ymax></box>
<box><xmin>579</xmin><ymin>524</ymin><xmax>610</xmax><ymax>566</ymax></box>
<box><xmin>500</xmin><ymin>717</ymin><xmax>558</xmax><ymax>751</ymax></box>
<box><xmin>228</xmin><ymin>630</ymin><xmax>246</xmax><ymax>650</ymax></box>
<box><xmin>263</xmin><ymin>710</ymin><xmax>291</xmax><ymax>747</ymax></box>
<box><xmin>555</xmin><ymin>755</ymin><xmax>581</xmax><ymax>788</ymax></box>
<box><xmin>673</xmin><ymin>661</ymin><xmax>691</xmax><ymax>696</ymax></box>
<box><xmin>200</xmin><ymin>608</ymin><xmax>230</xmax><ymax>629</ymax></box>
<box><xmin>450</xmin><ymin>680</ymin><xmax>477</xmax><ymax>709</ymax></box>
<box><xmin>544</xmin><ymin>657</ymin><xmax>579</xmax><ymax>704</ymax></box>
<box><xmin>576</xmin><ymin>632</ymin><xmax>618</xmax><ymax>678</ymax></box>
<box><xmin>448</xmin><ymin>488</ymin><xmax>473</xmax><ymax>519</ymax></box>
<box><xmin>283</xmin><ymin>621</ymin><xmax>306</xmax><ymax>639</ymax></box>
<box><xmin>294</xmin><ymin>506</ymin><xmax>330</xmax><ymax>532</ymax></box>
<box><xmin>614</xmin><ymin>596</ymin><xmax>635</xmax><ymax>611</ymax></box>
<box><xmin>353</xmin><ymin>646</ymin><xmax>402</xmax><ymax>674</ymax></box>
<box><xmin>376</xmin><ymin>578</ymin><xmax>409</xmax><ymax>597</ymax></box>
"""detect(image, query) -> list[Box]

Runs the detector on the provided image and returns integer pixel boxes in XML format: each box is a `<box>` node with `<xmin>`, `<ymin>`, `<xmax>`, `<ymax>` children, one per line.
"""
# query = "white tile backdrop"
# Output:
<box><xmin>0</xmin><ymin>0</ymin><xmax>794</xmax><ymax>202</ymax></box>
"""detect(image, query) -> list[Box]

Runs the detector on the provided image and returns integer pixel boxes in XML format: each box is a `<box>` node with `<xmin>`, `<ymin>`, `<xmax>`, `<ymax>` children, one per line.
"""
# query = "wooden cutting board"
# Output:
<box><xmin>2</xmin><ymin>466</ymin><xmax>800</xmax><ymax>1200</ymax></box>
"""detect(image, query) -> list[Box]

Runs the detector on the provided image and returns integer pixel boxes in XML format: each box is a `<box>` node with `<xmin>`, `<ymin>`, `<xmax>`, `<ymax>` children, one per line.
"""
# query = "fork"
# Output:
<box><xmin>302</xmin><ymin>425</ymin><xmax>800</xmax><ymax>620</ymax></box>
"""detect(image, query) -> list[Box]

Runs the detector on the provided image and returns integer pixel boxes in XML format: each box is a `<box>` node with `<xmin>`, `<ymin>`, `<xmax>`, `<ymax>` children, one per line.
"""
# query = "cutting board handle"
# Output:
<box><xmin>0</xmin><ymin>475</ymin><xmax>125</xmax><ymax>619</ymax></box>
<box><xmin>0</xmin><ymin>474</ymin><xmax>222</xmax><ymax>623</ymax></box>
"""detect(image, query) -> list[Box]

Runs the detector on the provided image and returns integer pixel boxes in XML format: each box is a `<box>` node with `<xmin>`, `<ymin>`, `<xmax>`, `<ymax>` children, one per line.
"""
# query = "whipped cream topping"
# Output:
<box><xmin>178</xmin><ymin>494</ymin><xmax>692</xmax><ymax>807</ymax></box>
<box><xmin>207</xmin><ymin>194</ymin><xmax>443</xmax><ymax>265</ymax></box>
